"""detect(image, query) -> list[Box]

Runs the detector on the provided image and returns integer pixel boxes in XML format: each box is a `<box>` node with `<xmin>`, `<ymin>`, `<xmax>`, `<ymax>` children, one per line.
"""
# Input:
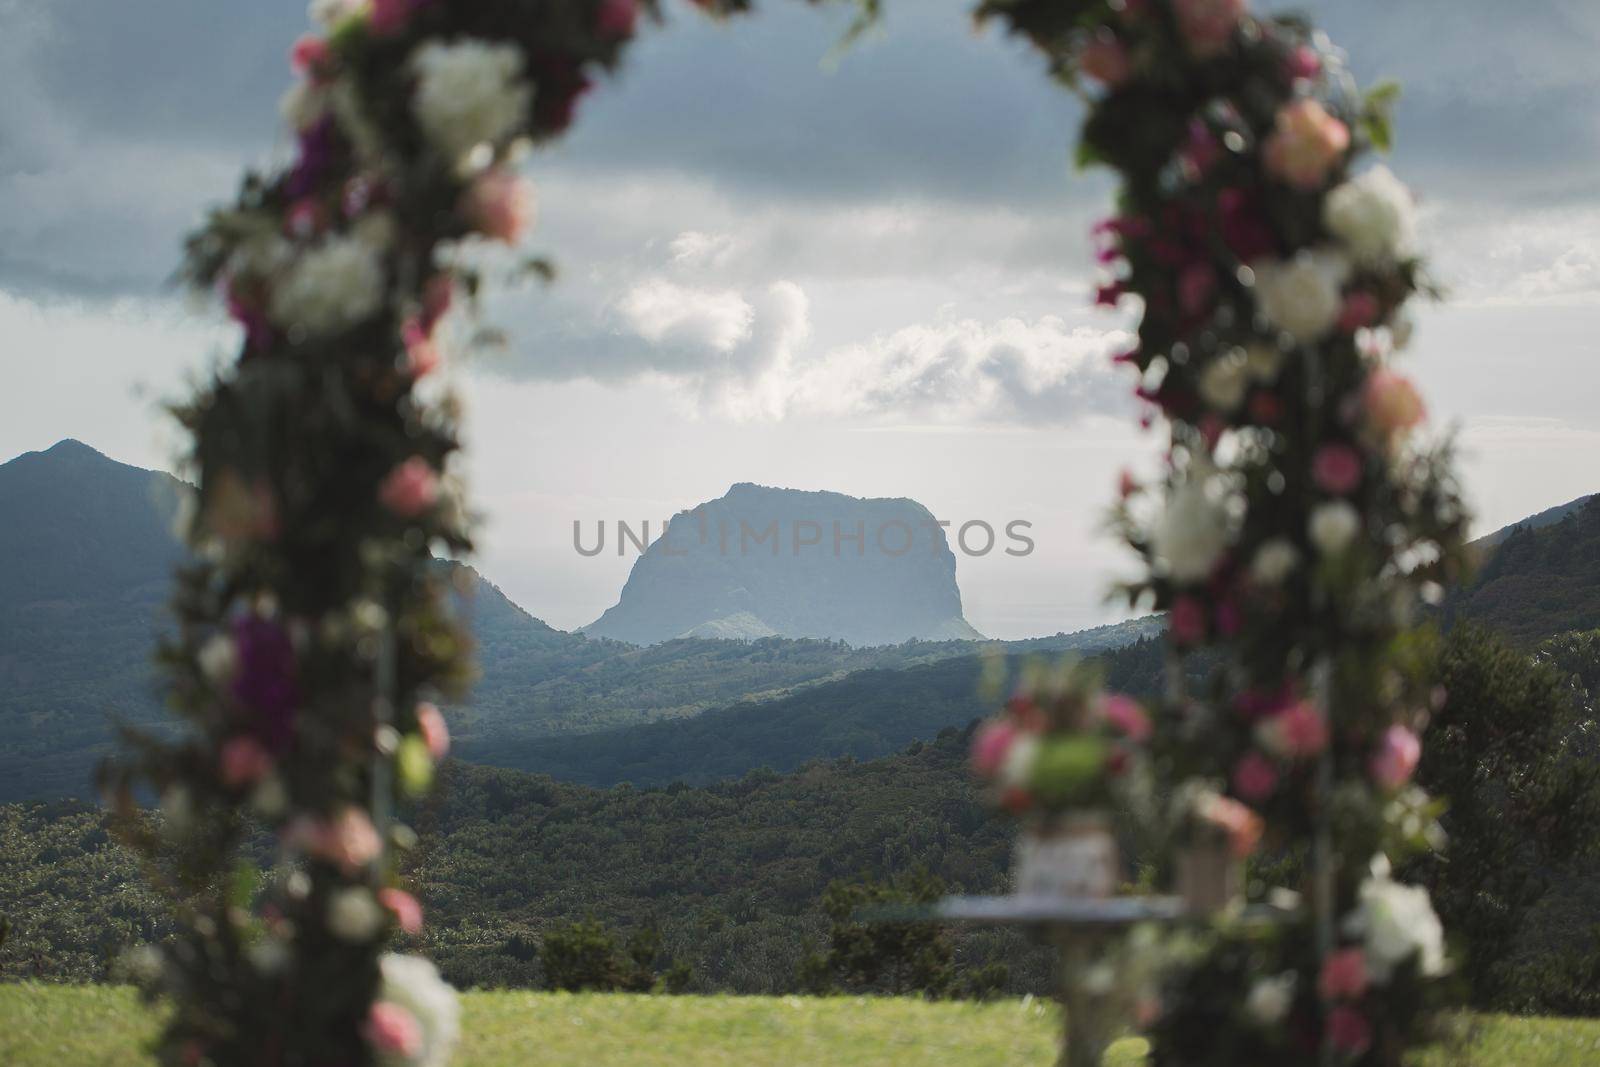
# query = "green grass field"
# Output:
<box><xmin>2</xmin><ymin>985</ymin><xmax>1598</xmax><ymax>1066</ymax></box>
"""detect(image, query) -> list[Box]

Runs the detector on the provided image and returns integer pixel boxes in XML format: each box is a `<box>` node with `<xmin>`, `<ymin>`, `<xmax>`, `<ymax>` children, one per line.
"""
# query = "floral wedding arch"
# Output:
<box><xmin>106</xmin><ymin>0</ymin><xmax>1468</xmax><ymax>1064</ymax></box>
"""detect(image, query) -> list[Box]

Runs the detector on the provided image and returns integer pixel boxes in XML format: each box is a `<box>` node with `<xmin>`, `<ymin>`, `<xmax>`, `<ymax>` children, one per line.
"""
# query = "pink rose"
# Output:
<box><xmin>219</xmin><ymin>736</ymin><xmax>274</xmax><ymax>789</ymax></box>
<box><xmin>1263</xmin><ymin>99</ymin><xmax>1350</xmax><ymax>191</ymax></box>
<box><xmin>288</xmin><ymin>806</ymin><xmax>381</xmax><ymax>874</ymax></box>
<box><xmin>401</xmin><ymin>317</ymin><xmax>441</xmax><ymax>378</ymax></box>
<box><xmin>1369</xmin><ymin>724</ymin><xmax>1421</xmax><ymax>790</ymax></box>
<box><xmin>290</xmin><ymin>36</ymin><xmax>332</xmax><ymax>79</ymax></box>
<box><xmin>1118</xmin><ymin>469</ymin><xmax>1139</xmax><ymax>500</ymax></box>
<box><xmin>1286</xmin><ymin>44</ymin><xmax>1322</xmax><ymax>82</ymax></box>
<box><xmin>1364</xmin><ymin>369</ymin><xmax>1426</xmax><ymax>438</ymax></box>
<box><xmin>597</xmin><ymin>0</ymin><xmax>639</xmax><ymax>37</ymax></box>
<box><xmin>1313</xmin><ymin>443</ymin><xmax>1364</xmax><ymax>495</ymax></box>
<box><xmin>363</xmin><ymin>1001</ymin><xmax>423</xmax><ymax>1058</ymax></box>
<box><xmin>1174</xmin><ymin>0</ymin><xmax>1247</xmax><ymax>58</ymax></box>
<box><xmin>1327</xmin><ymin>1005</ymin><xmax>1372</xmax><ymax>1055</ymax></box>
<box><xmin>285</xmin><ymin>198</ymin><xmax>325</xmax><ymax>240</ymax></box>
<box><xmin>1179</xmin><ymin>262</ymin><xmax>1218</xmax><ymax>317</ymax></box>
<box><xmin>416</xmin><ymin>701</ymin><xmax>451</xmax><ymax>760</ymax></box>
<box><xmin>1182</xmin><ymin>118</ymin><xmax>1221</xmax><ymax>177</ymax></box>
<box><xmin>1231</xmin><ymin>751</ymin><xmax>1278</xmax><ymax>801</ymax></box>
<box><xmin>378</xmin><ymin>887</ymin><xmax>424</xmax><ymax>936</ymax></box>
<box><xmin>1170</xmin><ymin>596</ymin><xmax>1207</xmax><ymax>646</ymax></box>
<box><xmin>1079</xmin><ymin>33</ymin><xmax>1132</xmax><ymax>88</ymax></box>
<box><xmin>422</xmin><ymin>273</ymin><xmax>454</xmax><ymax>330</ymax></box>
<box><xmin>1259</xmin><ymin>700</ymin><xmax>1328</xmax><ymax>758</ymax></box>
<box><xmin>1318</xmin><ymin>947</ymin><xmax>1370</xmax><ymax>1000</ymax></box>
<box><xmin>462</xmin><ymin>167</ymin><xmax>535</xmax><ymax>244</ymax></box>
<box><xmin>970</xmin><ymin>719</ymin><xmax>1018</xmax><ymax>777</ymax></box>
<box><xmin>379</xmin><ymin>457</ymin><xmax>440</xmax><ymax>518</ymax></box>
<box><xmin>1099</xmin><ymin>694</ymin><xmax>1152</xmax><ymax>743</ymax></box>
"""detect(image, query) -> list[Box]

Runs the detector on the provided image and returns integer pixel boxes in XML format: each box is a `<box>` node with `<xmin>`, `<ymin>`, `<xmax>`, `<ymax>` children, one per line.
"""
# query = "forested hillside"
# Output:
<box><xmin>1446</xmin><ymin>497</ymin><xmax>1600</xmax><ymax>645</ymax></box>
<box><xmin>461</xmin><ymin>637</ymin><xmax>1173</xmax><ymax>787</ymax></box>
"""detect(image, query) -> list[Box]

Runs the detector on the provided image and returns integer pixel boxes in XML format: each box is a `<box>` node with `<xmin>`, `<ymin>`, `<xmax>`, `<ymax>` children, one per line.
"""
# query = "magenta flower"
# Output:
<box><xmin>1313</xmin><ymin>443</ymin><xmax>1364</xmax><ymax>495</ymax></box>
<box><xmin>1287</xmin><ymin>45</ymin><xmax>1322</xmax><ymax>82</ymax></box>
<box><xmin>1232</xmin><ymin>751</ymin><xmax>1278</xmax><ymax>801</ymax></box>
<box><xmin>1258</xmin><ymin>700</ymin><xmax>1328</xmax><ymax>758</ymax></box>
<box><xmin>1338</xmin><ymin>290</ymin><xmax>1381</xmax><ymax>332</ymax></box>
<box><xmin>970</xmin><ymin>719</ymin><xmax>1019</xmax><ymax>777</ymax></box>
<box><xmin>231</xmin><ymin>615</ymin><xmax>298</xmax><ymax>752</ymax></box>
<box><xmin>1170</xmin><ymin>596</ymin><xmax>1207</xmax><ymax>646</ymax></box>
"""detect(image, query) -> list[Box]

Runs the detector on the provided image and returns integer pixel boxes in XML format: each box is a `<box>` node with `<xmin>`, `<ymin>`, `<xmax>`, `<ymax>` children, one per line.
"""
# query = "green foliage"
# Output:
<box><xmin>1445</xmin><ymin>498</ymin><xmax>1600</xmax><ymax>646</ymax></box>
<box><xmin>1407</xmin><ymin>625</ymin><xmax>1600</xmax><ymax>1010</ymax></box>
<box><xmin>539</xmin><ymin>918</ymin><xmax>690</xmax><ymax>994</ymax></box>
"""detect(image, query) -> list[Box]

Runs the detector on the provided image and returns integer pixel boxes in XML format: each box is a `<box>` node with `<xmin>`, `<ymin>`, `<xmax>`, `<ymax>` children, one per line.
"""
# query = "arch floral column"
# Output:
<box><xmin>104</xmin><ymin>1</ymin><xmax>696</xmax><ymax>1064</ymax></box>
<box><xmin>981</xmin><ymin>0</ymin><xmax>1467</xmax><ymax>1063</ymax></box>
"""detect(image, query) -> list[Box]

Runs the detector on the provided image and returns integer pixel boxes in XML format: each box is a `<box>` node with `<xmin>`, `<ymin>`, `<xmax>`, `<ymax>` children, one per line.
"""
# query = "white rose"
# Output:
<box><xmin>1324</xmin><ymin>165</ymin><xmax>1417</xmax><ymax>266</ymax></box>
<box><xmin>1246</xmin><ymin>972</ymin><xmax>1297</xmax><ymax>1024</ymax></box>
<box><xmin>1250</xmin><ymin>539</ymin><xmax>1300</xmax><ymax>585</ymax></box>
<box><xmin>999</xmin><ymin>734</ymin><xmax>1040</xmax><ymax>791</ymax></box>
<box><xmin>270</xmin><ymin>235</ymin><xmax>386</xmax><ymax>338</ymax></box>
<box><xmin>249</xmin><ymin>936</ymin><xmax>291</xmax><ymax>975</ymax></box>
<box><xmin>198</xmin><ymin>634</ymin><xmax>238</xmax><ymax>684</ymax></box>
<box><xmin>377</xmin><ymin>954</ymin><xmax>461</xmax><ymax>1067</ymax></box>
<box><xmin>1344</xmin><ymin>862</ymin><xmax>1447</xmax><ymax>981</ymax></box>
<box><xmin>251</xmin><ymin>775</ymin><xmax>289</xmax><ymax>819</ymax></box>
<box><xmin>1198</xmin><ymin>351</ymin><xmax>1249</xmax><ymax>412</ymax></box>
<box><xmin>309</xmin><ymin>0</ymin><xmax>365</xmax><ymax>29</ymax></box>
<box><xmin>411</xmin><ymin>40</ymin><xmax>531</xmax><ymax>164</ymax></box>
<box><xmin>1309</xmin><ymin>501</ymin><xmax>1362</xmax><ymax>556</ymax></box>
<box><xmin>1153</xmin><ymin>477</ymin><xmax>1233</xmax><ymax>583</ymax></box>
<box><xmin>328</xmin><ymin>887</ymin><xmax>385</xmax><ymax>942</ymax></box>
<box><xmin>280</xmin><ymin>82</ymin><xmax>327</xmax><ymax>133</ymax></box>
<box><xmin>1252</xmin><ymin>248</ymin><xmax>1350</xmax><ymax>344</ymax></box>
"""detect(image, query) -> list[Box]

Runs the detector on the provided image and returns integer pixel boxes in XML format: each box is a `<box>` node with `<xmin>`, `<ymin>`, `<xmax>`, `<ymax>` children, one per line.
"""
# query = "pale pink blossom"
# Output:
<box><xmin>204</xmin><ymin>469</ymin><xmax>280</xmax><ymax>546</ymax></box>
<box><xmin>1232</xmin><ymin>751</ymin><xmax>1279</xmax><ymax>801</ymax></box>
<box><xmin>379</xmin><ymin>887</ymin><xmax>425</xmax><ymax>936</ymax></box>
<box><xmin>1318</xmin><ymin>947</ymin><xmax>1370</xmax><ymax>1000</ymax></box>
<box><xmin>1370</xmin><ymin>724</ymin><xmax>1421</xmax><ymax>790</ymax></box>
<box><xmin>416</xmin><ymin>701</ymin><xmax>450</xmax><ymax>759</ymax></box>
<box><xmin>1197</xmin><ymin>793</ymin><xmax>1263</xmax><ymax>858</ymax></box>
<box><xmin>1170</xmin><ymin>596</ymin><xmax>1207</xmax><ymax>646</ymax></box>
<box><xmin>401</xmin><ymin>318</ymin><xmax>441</xmax><ymax>378</ymax></box>
<box><xmin>970</xmin><ymin>719</ymin><xmax>1019</xmax><ymax>777</ymax></box>
<box><xmin>1364</xmin><ymin>369</ymin><xmax>1427</xmax><ymax>438</ymax></box>
<box><xmin>1099</xmin><ymin>694</ymin><xmax>1152</xmax><ymax>743</ymax></box>
<box><xmin>1174</xmin><ymin>0</ymin><xmax>1247</xmax><ymax>58</ymax></box>
<box><xmin>288</xmin><ymin>806</ymin><xmax>382</xmax><ymax>874</ymax></box>
<box><xmin>364</xmin><ymin>1001</ymin><xmax>423</xmax><ymax>1058</ymax></box>
<box><xmin>219</xmin><ymin>736</ymin><xmax>274</xmax><ymax>789</ymax></box>
<box><xmin>462</xmin><ymin>168</ymin><xmax>535</xmax><ymax>244</ymax></box>
<box><xmin>1287</xmin><ymin>45</ymin><xmax>1322</xmax><ymax>81</ymax></box>
<box><xmin>1313</xmin><ymin>443</ymin><xmax>1364</xmax><ymax>495</ymax></box>
<box><xmin>1263</xmin><ymin>99</ymin><xmax>1350</xmax><ymax>190</ymax></box>
<box><xmin>379</xmin><ymin>457</ymin><xmax>440</xmax><ymax>518</ymax></box>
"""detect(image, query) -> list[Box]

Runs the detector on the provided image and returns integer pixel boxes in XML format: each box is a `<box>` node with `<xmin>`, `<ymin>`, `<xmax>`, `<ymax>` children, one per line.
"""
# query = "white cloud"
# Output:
<box><xmin>616</xmin><ymin>279</ymin><xmax>755</xmax><ymax>353</ymax></box>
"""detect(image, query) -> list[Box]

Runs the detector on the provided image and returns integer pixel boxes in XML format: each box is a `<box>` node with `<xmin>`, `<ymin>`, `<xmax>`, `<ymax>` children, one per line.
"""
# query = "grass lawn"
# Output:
<box><xmin>2</xmin><ymin>984</ymin><xmax>1598</xmax><ymax>1066</ymax></box>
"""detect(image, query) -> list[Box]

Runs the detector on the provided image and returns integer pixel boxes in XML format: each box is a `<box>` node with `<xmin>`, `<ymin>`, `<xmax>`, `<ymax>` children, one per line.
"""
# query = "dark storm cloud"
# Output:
<box><xmin>2</xmin><ymin>0</ymin><xmax>1598</xmax><ymax>300</ymax></box>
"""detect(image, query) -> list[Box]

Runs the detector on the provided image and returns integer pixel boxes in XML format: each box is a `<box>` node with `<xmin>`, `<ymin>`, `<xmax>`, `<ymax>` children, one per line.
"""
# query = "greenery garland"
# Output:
<box><xmin>106</xmin><ymin>0</ymin><xmax>1465</xmax><ymax>1064</ymax></box>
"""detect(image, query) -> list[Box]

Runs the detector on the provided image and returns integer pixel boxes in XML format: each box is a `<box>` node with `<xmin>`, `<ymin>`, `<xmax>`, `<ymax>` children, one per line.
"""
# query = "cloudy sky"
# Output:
<box><xmin>3</xmin><ymin>0</ymin><xmax>1598</xmax><ymax>637</ymax></box>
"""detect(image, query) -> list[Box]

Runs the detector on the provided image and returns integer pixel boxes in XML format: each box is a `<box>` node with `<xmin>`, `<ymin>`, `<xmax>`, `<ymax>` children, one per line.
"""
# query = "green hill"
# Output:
<box><xmin>1447</xmin><ymin>497</ymin><xmax>1600</xmax><ymax>645</ymax></box>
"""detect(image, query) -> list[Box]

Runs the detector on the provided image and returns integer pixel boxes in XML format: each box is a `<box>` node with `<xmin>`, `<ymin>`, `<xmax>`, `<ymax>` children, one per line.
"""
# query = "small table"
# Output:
<box><xmin>863</xmin><ymin>895</ymin><xmax>1185</xmax><ymax>1067</ymax></box>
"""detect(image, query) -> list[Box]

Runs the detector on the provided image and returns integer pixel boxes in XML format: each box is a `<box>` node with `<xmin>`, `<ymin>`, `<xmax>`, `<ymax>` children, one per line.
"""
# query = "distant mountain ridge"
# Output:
<box><xmin>583</xmin><ymin>483</ymin><xmax>984</xmax><ymax>646</ymax></box>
